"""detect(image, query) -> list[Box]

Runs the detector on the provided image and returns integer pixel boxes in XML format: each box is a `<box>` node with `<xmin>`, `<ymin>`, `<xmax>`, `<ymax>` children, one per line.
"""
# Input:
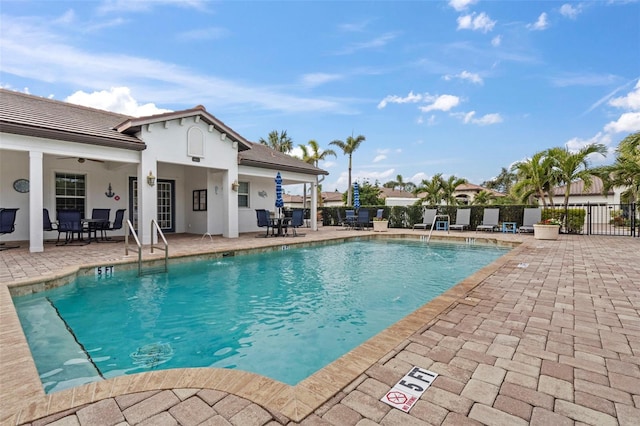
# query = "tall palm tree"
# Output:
<box><xmin>299</xmin><ymin>140</ymin><xmax>337</xmax><ymax>207</ymax></box>
<box><xmin>440</xmin><ymin>175</ymin><xmax>468</xmax><ymax>206</ymax></box>
<box><xmin>511</xmin><ymin>151</ymin><xmax>556</xmax><ymax>207</ymax></box>
<box><xmin>595</xmin><ymin>132</ymin><xmax>640</xmax><ymax>204</ymax></box>
<box><xmin>472</xmin><ymin>190</ymin><xmax>493</xmax><ymax>205</ymax></box>
<box><xmin>330</xmin><ymin>134</ymin><xmax>366</xmax><ymax>206</ymax></box>
<box><xmin>548</xmin><ymin>143</ymin><xmax>607</xmax><ymax>210</ymax></box>
<box><xmin>259</xmin><ymin>130</ymin><xmax>293</xmax><ymax>153</ymax></box>
<box><xmin>415</xmin><ymin>173</ymin><xmax>444</xmax><ymax>205</ymax></box>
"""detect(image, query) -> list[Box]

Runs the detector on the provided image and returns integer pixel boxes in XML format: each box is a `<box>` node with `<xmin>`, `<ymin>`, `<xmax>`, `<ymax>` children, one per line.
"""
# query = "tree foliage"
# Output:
<box><xmin>259</xmin><ymin>130</ymin><xmax>293</xmax><ymax>153</ymax></box>
<box><xmin>330</xmin><ymin>134</ymin><xmax>366</xmax><ymax>206</ymax></box>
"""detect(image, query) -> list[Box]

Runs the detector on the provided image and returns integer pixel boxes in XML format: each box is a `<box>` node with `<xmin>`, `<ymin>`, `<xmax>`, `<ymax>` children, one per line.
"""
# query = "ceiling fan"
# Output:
<box><xmin>56</xmin><ymin>157</ymin><xmax>104</xmax><ymax>163</ymax></box>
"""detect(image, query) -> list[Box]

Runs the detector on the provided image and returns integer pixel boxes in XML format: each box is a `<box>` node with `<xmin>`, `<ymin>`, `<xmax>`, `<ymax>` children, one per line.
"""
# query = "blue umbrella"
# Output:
<box><xmin>275</xmin><ymin>172</ymin><xmax>284</xmax><ymax>216</ymax></box>
<box><xmin>353</xmin><ymin>182</ymin><xmax>360</xmax><ymax>210</ymax></box>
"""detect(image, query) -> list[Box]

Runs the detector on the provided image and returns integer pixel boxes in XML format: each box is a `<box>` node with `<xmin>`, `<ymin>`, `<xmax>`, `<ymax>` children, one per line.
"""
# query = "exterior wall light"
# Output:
<box><xmin>147</xmin><ymin>171</ymin><xmax>156</xmax><ymax>187</ymax></box>
<box><xmin>231</xmin><ymin>180</ymin><xmax>239</xmax><ymax>192</ymax></box>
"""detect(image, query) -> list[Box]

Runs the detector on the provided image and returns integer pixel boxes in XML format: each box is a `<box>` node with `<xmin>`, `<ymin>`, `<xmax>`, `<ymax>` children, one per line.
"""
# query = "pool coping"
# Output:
<box><xmin>2</xmin><ymin>233</ymin><xmax>522</xmax><ymax>424</ymax></box>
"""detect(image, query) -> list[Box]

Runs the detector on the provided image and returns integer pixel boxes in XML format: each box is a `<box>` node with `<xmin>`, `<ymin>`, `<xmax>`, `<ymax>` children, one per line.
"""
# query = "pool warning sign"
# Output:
<box><xmin>381</xmin><ymin>366</ymin><xmax>438</xmax><ymax>413</ymax></box>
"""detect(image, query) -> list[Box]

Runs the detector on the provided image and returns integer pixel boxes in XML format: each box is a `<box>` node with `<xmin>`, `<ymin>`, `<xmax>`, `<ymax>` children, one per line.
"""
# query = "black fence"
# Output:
<box><xmin>320</xmin><ymin>203</ymin><xmax>638</xmax><ymax>237</ymax></box>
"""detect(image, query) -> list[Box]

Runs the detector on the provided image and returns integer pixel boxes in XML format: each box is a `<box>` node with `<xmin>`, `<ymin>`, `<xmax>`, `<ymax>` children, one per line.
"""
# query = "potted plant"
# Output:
<box><xmin>533</xmin><ymin>218</ymin><xmax>561</xmax><ymax>240</ymax></box>
<box><xmin>372</xmin><ymin>217</ymin><xmax>389</xmax><ymax>232</ymax></box>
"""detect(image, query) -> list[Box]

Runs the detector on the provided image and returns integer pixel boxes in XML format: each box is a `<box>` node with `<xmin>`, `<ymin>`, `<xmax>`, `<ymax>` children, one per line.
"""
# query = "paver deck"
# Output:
<box><xmin>1</xmin><ymin>227</ymin><xmax>638</xmax><ymax>425</ymax></box>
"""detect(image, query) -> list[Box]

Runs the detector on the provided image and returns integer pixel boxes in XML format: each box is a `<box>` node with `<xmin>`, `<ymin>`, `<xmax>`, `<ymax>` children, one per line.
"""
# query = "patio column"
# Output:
<box><xmin>221</xmin><ymin>170</ymin><xmax>238</xmax><ymax>238</ymax></box>
<box><xmin>138</xmin><ymin>162</ymin><xmax>157</xmax><ymax>245</ymax></box>
<box><xmin>29</xmin><ymin>151</ymin><xmax>43</xmax><ymax>253</ymax></box>
<box><xmin>310</xmin><ymin>179</ymin><xmax>318</xmax><ymax>231</ymax></box>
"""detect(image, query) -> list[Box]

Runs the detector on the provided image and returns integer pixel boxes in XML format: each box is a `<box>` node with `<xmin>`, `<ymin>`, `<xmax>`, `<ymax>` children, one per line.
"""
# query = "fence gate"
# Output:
<box><xmin>546</xmin><ymin>203</ymin><xmax>637</xmax><ymax>237</ymax></box>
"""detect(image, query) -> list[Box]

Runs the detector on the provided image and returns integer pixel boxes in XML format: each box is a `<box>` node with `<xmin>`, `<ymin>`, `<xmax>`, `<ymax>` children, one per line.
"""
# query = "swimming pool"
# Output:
<box><xmin>13</xmin><ymin>239</ymin><xmax>509</xmax><ymax>393</ymax></box>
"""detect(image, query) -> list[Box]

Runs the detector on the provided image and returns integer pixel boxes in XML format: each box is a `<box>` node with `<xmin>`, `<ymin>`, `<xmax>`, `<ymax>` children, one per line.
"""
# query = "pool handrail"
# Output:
<box><xmin>124</xmin><ymin>219</ymin><xmax>142</xmax><ymax>276</ymax></box>
<box><xmin>150</xmin><ymin>219</ymin><xmax>168</xmax><ymax>273</ymax></box>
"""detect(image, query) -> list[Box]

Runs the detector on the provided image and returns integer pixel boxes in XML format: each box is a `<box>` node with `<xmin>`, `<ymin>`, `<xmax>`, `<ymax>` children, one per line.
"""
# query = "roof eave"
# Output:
<box><xmin>0</xmin><ymin>122</ymin><xmax>146</xmax><ymax>151</ymax></box>
<box><xmin>239</xmin><ymin>158</ymin><xmax>329</xmax><ymax>176</ymax></box>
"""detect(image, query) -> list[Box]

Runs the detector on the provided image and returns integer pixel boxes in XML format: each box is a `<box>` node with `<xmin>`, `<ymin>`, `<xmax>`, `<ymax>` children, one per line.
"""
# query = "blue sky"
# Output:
<box><xmin>1</xmin><ymin>0</ymin><xmax>639</xmax><ymax>194</ymax></box>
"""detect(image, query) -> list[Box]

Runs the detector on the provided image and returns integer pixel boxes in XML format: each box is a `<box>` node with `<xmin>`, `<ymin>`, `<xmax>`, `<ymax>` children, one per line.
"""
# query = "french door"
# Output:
<box><xmin>129</xmin><ymin>178</ymin><xmax>175</xmax><ymax>232</ymax></box>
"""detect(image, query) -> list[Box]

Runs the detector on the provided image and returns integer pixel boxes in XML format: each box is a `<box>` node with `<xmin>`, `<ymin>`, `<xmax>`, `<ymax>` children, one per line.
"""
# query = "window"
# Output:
<box><xmin>238</xmin><ymin>181</ymin><xmax>249</xmax><ymax>208</ymax></box>
<box><xmin>55</xmin><ymin>173</ymin><xmax>86</xmax><ymax>214</ymax></box>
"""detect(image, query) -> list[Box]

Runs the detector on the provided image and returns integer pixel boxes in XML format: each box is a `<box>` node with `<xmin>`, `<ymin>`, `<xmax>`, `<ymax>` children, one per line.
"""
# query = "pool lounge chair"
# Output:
<box><xmin>476</xmin><ymin>208</ymin><xmax>499</xmax><ymax>232</ymax></box>
<box><xmin>413</xmin><ymin>208</ymin><xmax>437</xmax><ymax>230</ymax></box>
<box><xmin>449</xmin><ymin>208</ymin><xmax>471</xmax><ymax>231</ymax></box>
<box><xmin>519</xmin><ymin>208</ymin><xmax>541</xmax><ymax>233</ymax></box>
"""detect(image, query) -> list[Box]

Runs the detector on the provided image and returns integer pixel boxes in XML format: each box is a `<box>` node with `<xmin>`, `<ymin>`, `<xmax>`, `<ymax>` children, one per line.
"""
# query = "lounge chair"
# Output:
<box><xmin>356</xmin><ymin>209</ymin><xmax>370</xmax><ymax>230</ymax></box>
<box><xmin>413</xmin><ymin>208</ymin><xmax>437</xmax><ymax>230</ymax></box>
<box><xmin>449</xmin><ymin>208</ymin><xmax>471</xmax><ymax>231</ymax></box>
<box><xmin>0</xmin><ymin>208</ymin><xmax>19</xmax><ymax>250</ymax></box>
<box><xmin>519</xmin><ymin>208</ymin><xmax>541</xmax><ymax>233</ymax></box>
<box><xmin>476</xmin><ymin>208</ymin><xmax>499</xmax><ymax>232</ymax></box>
<box><xmin>255</xmin><ymin>209</ymin><xmax>274</xmax><ymax>237</ymax></box>
<box><xmin>290</xmin><ymin>209</ymin><xmax>304</xmax><ymax>236</ymax></box>
<box><xmin>375</xmin><ymin>209</ymin><xmax>384</xmax><ymax>220</ymax></box>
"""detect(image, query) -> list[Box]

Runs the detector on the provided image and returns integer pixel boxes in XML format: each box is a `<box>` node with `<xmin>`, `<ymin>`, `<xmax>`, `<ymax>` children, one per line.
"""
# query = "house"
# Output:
<box><xmin>0</xmin><ymin>89</ymin><xmax>327</xmax><ymax>252</ymax></box>
<box><xmin>550</xmin><ymin>176</ymin><xmax>618</xmax><ymax>205</ymax></box>
<box><xmin>453</xmin><ymin>183</ymin><xmax>505</xmax><ymax>204</ymax></box>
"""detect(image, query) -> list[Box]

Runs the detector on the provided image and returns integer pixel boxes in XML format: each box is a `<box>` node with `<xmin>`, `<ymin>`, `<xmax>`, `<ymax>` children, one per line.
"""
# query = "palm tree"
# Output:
<box><xmin>511</xmin><ymin>151</ymin><xmax>556</xmax><ymax>207</ymax></box>
<box><xmin>299</xmin><ymin>140</ymin><xmax>337</xmax><ymax>207</ymax></box>
<box><xmin>415</xmin><ymin>173</ymin><xmax>444</xmax><ymax>205</ymax></box>
<box><xmin>472</xmin><ymin>190</ymin><xmax>493</xmax><ymax>205</ymax></box>
<box><xmin>330</xmin><ymin>134</ymin><xmax>366</xmax><ymax>206</ymax></box>
<box><xmin>595</xmin><ymin>132</ymin><xmax>640</xmax><ymax>204</ymax></box>
<box><xmin>482</xmin><ymin>167</ymin><xmax>517</xmax><ymax>194</ymax></box>
<box><xmin>259</xmin><ymin>130</ymin><xmax>293</xmax><ymax>153</ymax></box>
<box><xmin>548</xmin><ymin>143</ymin><xmax>608</xmax><ymax>210</ymax></box>
<box><xmin>441</xmin><ymin>175</ymin><xmax>468</xmax><ymax>206</ymax></box>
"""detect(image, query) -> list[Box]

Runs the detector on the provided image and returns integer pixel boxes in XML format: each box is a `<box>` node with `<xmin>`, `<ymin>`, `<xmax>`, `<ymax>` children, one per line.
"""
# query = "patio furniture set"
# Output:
<box><xmin>412</xmin><ymin>207</ymin><xmax>542</xmax><ymax>233</ymax></box>
<box><xmin>256</xmin><ymin>209</ymin><xmax>305</xmax><ymax>237</ymax></box>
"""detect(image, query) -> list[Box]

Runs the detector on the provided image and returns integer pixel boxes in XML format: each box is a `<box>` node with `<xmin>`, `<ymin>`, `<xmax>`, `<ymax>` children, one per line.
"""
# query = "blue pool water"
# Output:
<box><xmin>13</xmin><ymin>239</ymin><xmax>509</xmax><ymax>393</ymax></box>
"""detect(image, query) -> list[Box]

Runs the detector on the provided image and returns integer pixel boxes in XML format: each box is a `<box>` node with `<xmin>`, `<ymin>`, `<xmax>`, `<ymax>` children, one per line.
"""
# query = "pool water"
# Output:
<box><xmin>13</xmin><ymin>239</ymin><xmax>509</xmax><ymax>393</ymax></box>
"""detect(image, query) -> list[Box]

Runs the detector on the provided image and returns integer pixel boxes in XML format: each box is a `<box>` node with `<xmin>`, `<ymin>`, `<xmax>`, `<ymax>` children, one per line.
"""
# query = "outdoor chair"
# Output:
<box><xmin>103</xmin><ymin>209</ymin><xmax>126</xmax><ymax>241</ymax></box>
<box><xmin>356</xmin><ymin>209</ymin><xmax>370</xmax><ymax>230</ymax></box>
<box><xmin>345</xmin><ymin>210</ymin><xmax>356</xmax><ymax>229</ymax></box>
<box><xmin>255</xmin><ymin>209</ymin><xmax>274</xmax><ymax>237</ymax></box>
<box><xmin>476</xmin><ymin>208</ymin><xmax>499</xmax><ymax>232</ymax></box>
<box><xmin>376</xmin><ymin>209</ymin><xmax>384</xmax><ymax>220</ymax></box>
<box><xmin>43</xmin><ymin>208</ymin><xmax>59</xmax><ymax>243</ymax></box>
<box><xmin>89</xmin><ymin>208</ymin><xmax>111</xmax><ymax>241</ymax></box>
<box><xmin>57</xmin><ymin>210</ymin><xmax>86</xmax><ymax>245</ymax></box>
<box><xmin>290</xmin><ymin>209</ymin><xmax>305</xmax><ymax>237</ymax></box>
<box><xmin>519</xmin><ymin>208</ymin><xmax>541</xmax><ymax>233</ymax></box>
<box><xmin>449</xmin><ymin>208</ymin><xmax>471</xmax><ymax>231</ymax></box>
<box><xmin>413</xmin><ymin>208</ymin><xmax>437</xmax><ymax>230</ymax></box>
<box><xmin>0</xmin><ymin>208</ymin><xmax>19</xmax><ymax>251</ymax></box>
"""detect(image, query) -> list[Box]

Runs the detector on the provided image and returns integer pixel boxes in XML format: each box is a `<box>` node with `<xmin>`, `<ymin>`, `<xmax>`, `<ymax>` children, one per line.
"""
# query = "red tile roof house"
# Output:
<box><xmin>0</xmin><ymin>89</ymin><xmax>327</xmax><ymax>252</ymax></box>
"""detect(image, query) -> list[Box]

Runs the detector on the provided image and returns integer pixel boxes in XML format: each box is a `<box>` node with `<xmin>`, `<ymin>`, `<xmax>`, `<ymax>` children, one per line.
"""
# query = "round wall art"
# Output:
<box><xmin>13</xmin><ymin>178</ymin><xmax>30</xmax><ymax>193</ymax></box>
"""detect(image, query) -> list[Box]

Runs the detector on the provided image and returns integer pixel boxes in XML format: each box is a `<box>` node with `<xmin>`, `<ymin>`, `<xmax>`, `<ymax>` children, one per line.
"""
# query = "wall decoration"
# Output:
<box><xmin>105</xmin><ymin>183</ymin><xmax>115</xmax><ymax>198</ymax></box>
<box><xmin>258</xmin><ymin>190</ymin><xmax>268</xmax><ymax>198</ymax></box>
<box><xmin>13</xmin><ymin>178</ymin><xmax>29</xmax><ymax>193</ymax></box>
<box><xmin>193</xmin><ymin>189</ymin><xmax>207</xmax><ymax>211</ymax></box>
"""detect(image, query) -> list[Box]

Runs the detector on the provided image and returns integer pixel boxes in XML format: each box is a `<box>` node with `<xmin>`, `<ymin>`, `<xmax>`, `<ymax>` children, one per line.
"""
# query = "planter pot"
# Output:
<box><xmin>533</xmin><ymin>224</ymin><xmax>560</xmax><ymax>240</ymax></box>
<box><xmin>373</xmin><ymin>220</ymin><xmax>388</xmax><ymax>232</ymax></box>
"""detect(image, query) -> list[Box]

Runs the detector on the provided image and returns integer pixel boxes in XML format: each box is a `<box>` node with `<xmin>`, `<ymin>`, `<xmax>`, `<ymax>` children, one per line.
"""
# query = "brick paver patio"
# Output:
<box><xmin>1</xmin><ymin>228</ymin><xmax>638</xmax><ymax>425</ymax></box>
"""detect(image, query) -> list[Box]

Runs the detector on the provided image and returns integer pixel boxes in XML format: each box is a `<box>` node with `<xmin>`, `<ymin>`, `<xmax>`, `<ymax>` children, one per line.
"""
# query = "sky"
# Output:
<box><xmin>1</xmin><ymin>0</ymin><xmax>639</xmax><ymax>194</ymax></box>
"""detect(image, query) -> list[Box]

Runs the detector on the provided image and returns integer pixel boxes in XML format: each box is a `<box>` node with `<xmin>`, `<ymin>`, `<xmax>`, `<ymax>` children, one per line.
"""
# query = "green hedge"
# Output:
<box><xmin>542</xmin><ymin>208</ymin><xmax>585</xmax><ymax>234</ymax></box>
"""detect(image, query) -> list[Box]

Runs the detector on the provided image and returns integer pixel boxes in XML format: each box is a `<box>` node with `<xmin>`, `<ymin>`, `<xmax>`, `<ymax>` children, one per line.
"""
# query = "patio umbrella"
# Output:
<box><xmin>275</xmin><ymin>172</ymin><xmax>284</xmax><ymax>217</ymax></box>
<box><xmin>353</xmin><ymin>182</ymin><xmax>360</xmax><ymax>211</ymax></box>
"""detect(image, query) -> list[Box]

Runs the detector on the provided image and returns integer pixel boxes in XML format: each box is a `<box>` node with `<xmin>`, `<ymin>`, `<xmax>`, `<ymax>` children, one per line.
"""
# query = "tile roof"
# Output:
<box><xmin>378</xmin><ymin>187</ymin><xmax>416</xmax><ymax>198</ymax></box>
<box><xmin>552</xmin><ymin>176</ymin><xmax>613</xmax><ymax>196</ymax></box>
<box><xmin>0</xmin><ymin>88</ymin><xmax>144</xmax><ymax>150</ymax></box>
<box><xmin>0</xmin><ymin>89</ymin><xmax>328</xmax><ymax>176</ymax></box>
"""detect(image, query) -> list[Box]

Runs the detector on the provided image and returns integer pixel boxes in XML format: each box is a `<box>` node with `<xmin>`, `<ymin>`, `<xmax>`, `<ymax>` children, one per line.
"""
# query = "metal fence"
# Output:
<box><xmin>543</xmin><ymin>203</ymin><xmax>637</xmax><ymax>237</ymax></box>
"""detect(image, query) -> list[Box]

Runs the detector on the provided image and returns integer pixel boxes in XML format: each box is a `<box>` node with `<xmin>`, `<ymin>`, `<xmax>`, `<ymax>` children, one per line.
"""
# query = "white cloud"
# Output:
<box><xmin>65</xmin><ymin>87</ymin><xmax>172</xmax><ymax>116</ymax></box>
<box><xmin>97</xmin><ymin>0</ymin><xmax>208</xmax><ymax>14</ymax></box>
<box><xmin>457</xmin><ymin>12</ymin><xmax>496</xmax><ymax>33</ymax></box>
<box><xmin>491</xmin><ymin>35</ymin><xmax>502</xmax><ymax>46</ymax></box>
<box><xmin>301</xmin><ymin>73</ymin><xmax>343</xmax><ymax>88</ymax></box>
<box><xmin>419</xmin><ymin>95</ymin><xmax>461</xmax><ymax>113</ymax></box>
<box><xmin>604</xmin><ymin>112</ymin><xmax>640</xmax><ymax>133</ymax></box>
<box><xmin>559</xmin><ymin>4</ymin><xmax>582</xmax><ymax>19</ymax></box>
<box><xmin>377</xmin><ymin>91</ymin><xmax>422</xmax><ymax>109</ymax></box>
<box><xmin>454</xmin><ymin>111</ymin><xmax>503</xmax><ymax>125</ymax></box>
<box><xmin>528</xmin><ymin>13</ymin><xmax>549</xmax><ymax>31</ymax></box>
<box><xmin>444</xmin><ymin>70</ymin><xmax>483</xmax><ymax>85</ymax></box>
<box><xmin>373</xmin><ymin>154</ymin><xmax>387</xmax><ymax>163</ymax></box>
<box><xmin>335</xmin><ymin>32</ymin><xmax>398</xmax><ymax>55</ymax></box>
<box><xmin>448</xmin><ymin>0</ymin><xmax>477</xmax><ymax>12</ymax></box>
<box><xmin>608</xmin><ymin>80</ymin><xmax>640</xmax><ymax>110</ymax></box>
<box><xmin>177</xmin><ymin>27</ymin><xmax>228</xmax><ymax>41</ymax></box>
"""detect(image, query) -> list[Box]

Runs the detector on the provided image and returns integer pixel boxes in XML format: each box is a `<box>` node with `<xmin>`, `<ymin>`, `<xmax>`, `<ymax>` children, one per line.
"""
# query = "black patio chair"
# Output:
<box><xmin>57</xmin><ymin>210</ymin><xmax>86</xmax><ymax>245</ymax></box>
<box><xmin>89</xmin><ymin>208</ymin><xmax>111</xmax><ymax>241</ymax></box>
<box><xmin>103</xmin><ymin>209</ymin><xmax>126</xmax><ymax>241</ymax></box>
<box><xmin>0</xmin><ymin>208</ymin><xmax>19</xmax><ymax>250</ymax></box>
<box><xmin>255</xmin><ymin>209</ymin><xmax>274</xmax><ymax>237</ymax></box>
<box><xmin>356</xmin><ymin>209</ymin><xmax>370</xmax><ymax>230</ymax></box>
<box><xmin>290</xmin><ymin>209</ymin><xmax>305</xmax><ymax>237</ymax></box>
<box><xmin>43</xmin><ymin>208</ymin><xmax>59</xmax><ymax>244</ymax></box>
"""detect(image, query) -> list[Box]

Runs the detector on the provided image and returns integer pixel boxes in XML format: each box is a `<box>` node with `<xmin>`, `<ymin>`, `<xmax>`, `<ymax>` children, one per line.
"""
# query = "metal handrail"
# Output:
<box><xmin>427</xmin><ymin>214</ymin><xmax>450</xmax><ymax>243</ymax></box>
<box><xmin>124</xmin><ymin>219</ymin><xmax>142</xmax><ymax>276</ymax></box>
<box><xmin>150</xmin><ymin>219</ymin><xmax>168</xmax><ymax>273</ymax></box>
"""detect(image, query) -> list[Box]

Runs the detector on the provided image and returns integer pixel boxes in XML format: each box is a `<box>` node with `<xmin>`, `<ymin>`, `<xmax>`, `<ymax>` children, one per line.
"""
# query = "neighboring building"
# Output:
<box><xmin>322</xmin><ymin>191</ymin><xmax>344</xmax><ymax>207</ymax></box>
<box><xmin>453</xmin><ymin>183</ymin><xmax>505</xmax><ymax>205</ymax></box>
<box><xmin>379</xmin><ymin>187</ymin><xmax>418</xmax><ymax>207</ymax></box>
<box><xmin>0</xmin><ymin>89</ymin><xmax>327</xmax><ymax>252</ymax></box>
<box><xmin>550</xmin><ymin>177</ymin><xmax>618</xmax><ymax>205</ymax></box>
